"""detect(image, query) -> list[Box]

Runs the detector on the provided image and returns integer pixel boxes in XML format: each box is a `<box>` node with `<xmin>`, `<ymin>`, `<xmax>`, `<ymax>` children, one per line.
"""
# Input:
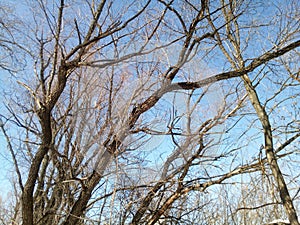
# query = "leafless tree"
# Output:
<box><xmin>0</xmin><ymin>0</ymin><xmax>299</xmax><ymax>225</ymax></box>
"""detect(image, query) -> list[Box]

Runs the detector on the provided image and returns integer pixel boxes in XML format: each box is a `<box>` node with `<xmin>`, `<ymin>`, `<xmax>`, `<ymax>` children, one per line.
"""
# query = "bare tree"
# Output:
<box><xmin>0</xmin><ymin>0</ymin><xmax>299</xmax><ymax>225</ymax></box>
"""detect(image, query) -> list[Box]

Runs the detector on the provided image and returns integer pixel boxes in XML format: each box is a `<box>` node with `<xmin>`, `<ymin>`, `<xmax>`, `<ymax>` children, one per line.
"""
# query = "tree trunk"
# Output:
<box><xmin>242</xmin><ymin>74</ymin><xmax>299</xmax><ymax>225</ymax></box>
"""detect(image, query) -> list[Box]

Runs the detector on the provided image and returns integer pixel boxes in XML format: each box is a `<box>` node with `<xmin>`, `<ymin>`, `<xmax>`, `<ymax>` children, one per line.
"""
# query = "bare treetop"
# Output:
<box><xmin>0</xmin><ymin>0</ymin><xmax>299</xmax><ymax>225</ymax></box>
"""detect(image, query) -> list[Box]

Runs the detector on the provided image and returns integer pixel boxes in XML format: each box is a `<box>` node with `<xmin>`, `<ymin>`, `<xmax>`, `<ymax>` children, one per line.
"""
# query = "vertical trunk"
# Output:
<box><xmin>242</xmin><ymin>74</ymin><xmax>299</xmax><ymax>225</ymax></box>
<box><xmin>22</xmin><ymin>68</ymin><xmax>67</xmax><ymax>225</ymax></box>
<box><xmin>22</xmin><ymin>109</ymin><xmax>52</xmax><ymax>225</ymax></box>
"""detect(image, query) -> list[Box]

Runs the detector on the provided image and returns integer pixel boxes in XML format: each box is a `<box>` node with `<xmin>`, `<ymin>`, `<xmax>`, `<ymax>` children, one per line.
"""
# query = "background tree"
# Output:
<box><xmin>0</xmin><ymin>0</ymin><xmax>299</xmax><ymax>225</ymax></box>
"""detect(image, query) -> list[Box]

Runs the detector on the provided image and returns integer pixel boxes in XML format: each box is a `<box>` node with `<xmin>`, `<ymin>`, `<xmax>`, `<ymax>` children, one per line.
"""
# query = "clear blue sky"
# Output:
<box><xmin>0</xmin><ymin>0</ymin><xmax>299</xmax><ymax>212</ymax></box>
<box><xmin>0</xmin><ymin>70</ymin><xmax>14</xmax><ymax>199</ymax></box>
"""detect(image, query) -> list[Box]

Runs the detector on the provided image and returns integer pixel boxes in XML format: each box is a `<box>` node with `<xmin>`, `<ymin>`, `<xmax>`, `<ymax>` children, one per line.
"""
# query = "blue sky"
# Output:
<box><xmin>0</xmin><ymin>0</ymin><xmax>299</xmax><ymax>218</ymax></box>
<box><xmin>0</xmin><ymin>71</ymin><xmax>13</xmax><ymax>199</ymax></box>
